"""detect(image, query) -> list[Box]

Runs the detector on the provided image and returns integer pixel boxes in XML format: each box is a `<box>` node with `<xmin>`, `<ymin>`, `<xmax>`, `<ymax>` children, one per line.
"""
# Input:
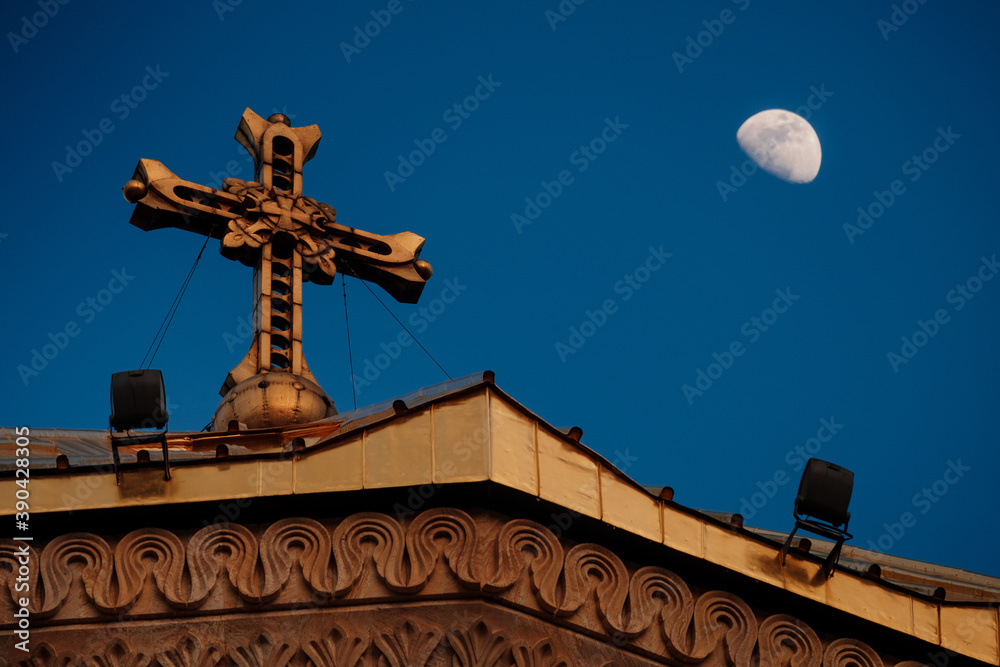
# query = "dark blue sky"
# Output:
<box><xmin>3</xmin><ymin>1</ymin><xmax>998</xmax><ymax>577</ymax></box>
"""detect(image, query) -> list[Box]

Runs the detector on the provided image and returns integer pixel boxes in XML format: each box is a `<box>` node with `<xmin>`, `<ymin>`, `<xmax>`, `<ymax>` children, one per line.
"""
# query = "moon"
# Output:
<box><xmin>736</xmin><ymin>109</ymin><xmax>822</xmax><ymax>184</ymax></box>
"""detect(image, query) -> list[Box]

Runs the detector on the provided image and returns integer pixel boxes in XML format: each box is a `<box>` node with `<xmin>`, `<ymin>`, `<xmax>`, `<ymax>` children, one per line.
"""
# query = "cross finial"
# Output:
<box><xmin>122</xmin><ymin>108</ymin><xmax>433</xmax><ymax>430</ymax></box>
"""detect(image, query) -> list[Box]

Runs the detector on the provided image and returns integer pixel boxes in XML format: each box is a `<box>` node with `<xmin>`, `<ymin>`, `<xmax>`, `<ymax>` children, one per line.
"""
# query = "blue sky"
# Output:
<box><xmin>2</xmin><ymin>1</ymin><xmax>999</xmax><ymax>578</ymax></box>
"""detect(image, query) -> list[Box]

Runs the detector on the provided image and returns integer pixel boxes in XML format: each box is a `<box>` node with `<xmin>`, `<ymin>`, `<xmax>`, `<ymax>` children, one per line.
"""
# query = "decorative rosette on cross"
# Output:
<box><xmin>219</xmin><ymin>178</ymin><xmax>340</xmax><ymax>282</ymax></box>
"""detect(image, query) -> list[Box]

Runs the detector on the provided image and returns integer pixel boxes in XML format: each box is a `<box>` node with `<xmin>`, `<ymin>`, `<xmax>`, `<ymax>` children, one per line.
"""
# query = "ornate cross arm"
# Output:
<box><xmin>123</xmin><ymin>159</ymin><xmax>432</xmax><ymax>303</ymax></box>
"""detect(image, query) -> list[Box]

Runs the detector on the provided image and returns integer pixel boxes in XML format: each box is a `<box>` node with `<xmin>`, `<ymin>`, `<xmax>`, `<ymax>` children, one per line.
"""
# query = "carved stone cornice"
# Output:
<box><xmin>10</xmin><ymin>603</ymin><xmax>929</xmax><ymax>667</ymax></box>
<box><xmin>9</xmin><ymin>607</ymin><xmax>645</xmax><ymax>667</ymax></box>
<box><xmin>0</xmin><ymin>508</ymin><xmax>930</xmax><ymax>666</ymax></box>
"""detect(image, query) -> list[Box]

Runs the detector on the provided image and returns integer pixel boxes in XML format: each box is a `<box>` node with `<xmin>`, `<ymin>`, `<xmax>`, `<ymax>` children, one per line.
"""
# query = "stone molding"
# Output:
<box><xmin>1</xmin><ymin>508</ymin><xmax>928</xmax><ymax>666</ymax></box>
<box><xmin>10</xmin><ymin>610</ymin><xmax>653</xmax><ymax>667</ymax></box>
<box><xmin>10</xmin><ymin>606</ymin><xmax>933</xmax><ymax>667</ymax></box>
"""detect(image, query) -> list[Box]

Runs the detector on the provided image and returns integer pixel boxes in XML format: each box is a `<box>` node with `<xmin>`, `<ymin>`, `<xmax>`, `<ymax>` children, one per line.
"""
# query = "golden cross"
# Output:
<box><xmin>121</xmin><ymin>109</ymin><xmax>433</xmax><ymax>429</ymax></box>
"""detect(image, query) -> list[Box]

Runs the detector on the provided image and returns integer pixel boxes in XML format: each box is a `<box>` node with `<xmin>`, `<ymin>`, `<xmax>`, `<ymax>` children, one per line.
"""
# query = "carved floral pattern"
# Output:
<box><xmin>13</xmin><ymin>643</ymin><xmax>74</xmax><ymax>667</ymax></box>
<box><xmin>230</xmin><ymin>630</ymin><xmax>295</xmax><ymax>667</ymax></box>
<box><xmin>10</xmin><ymin>614</ymin><xmax>927</xmax><ymax>667</ymax></box>
<box><xmin>758</xmin><ymin>615</ymin><xmax>823</xmax><ymax>667</ymax></box>
<box><xmin>1</xmin><ymin>508</ymin><xmax>934</xmax><ymax>667</ymax></box>
<box><xmin>823</xmin><ymin>638</ymin><xmax>885</xmax><ymax>667</ymax></box>
<box><xmin>220</xmin><ymin>178</ymin><xmax>338</xmax><ymax>279</ymax></box>
<box><xmin>372</xmin><ymin>619</ymin><xmax>441</xmax><ymax>667</ymax></box>
<box><xmin>83</xmin><ymin>639</ymin><xmax>151</xmax><ymax>667</ymax></box>
<box><xmin>449</xmin><ymin>620</ymin><xmax>507</xmax><ymax>667</ymax></box>
<box><xmin>301</xmin><ymin>624</ymin><xmax>367</xmax><ymax>667</ymax></box>
<box><xmin>154</xmin><ymin>633</ymin><xmax>224</xmax><ymax>667</ymax></box>
<box><xmin>511</xmin><ymin>639</ymin><xmax>570</xmax><ymax>667</ymax></box>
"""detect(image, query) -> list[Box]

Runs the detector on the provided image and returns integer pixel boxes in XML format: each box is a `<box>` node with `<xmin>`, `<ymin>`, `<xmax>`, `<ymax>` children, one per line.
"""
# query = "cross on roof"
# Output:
<box><xmin>122</xmin><ymin>108</ymin><xmax>433</xmax><ymax>430</ymax></box>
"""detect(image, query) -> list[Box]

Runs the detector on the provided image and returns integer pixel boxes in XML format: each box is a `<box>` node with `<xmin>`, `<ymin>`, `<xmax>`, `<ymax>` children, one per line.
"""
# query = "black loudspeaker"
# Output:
<box><xmin>109</xmin><ymin>370</ymin><xmax>168</xmax><ymax>431</ymax></box>
<box><xmin>795</xmin><ymin>458</ymin><xmax>854</xmax><ymax>527</ymax></box>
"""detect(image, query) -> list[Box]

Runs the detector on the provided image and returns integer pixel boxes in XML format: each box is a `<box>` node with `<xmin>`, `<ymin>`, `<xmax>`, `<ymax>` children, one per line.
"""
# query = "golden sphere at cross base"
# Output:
<box><xmin>211</xmin><ymin>372</ymin><xmax>336</xmax><ymax>431</ymax></box>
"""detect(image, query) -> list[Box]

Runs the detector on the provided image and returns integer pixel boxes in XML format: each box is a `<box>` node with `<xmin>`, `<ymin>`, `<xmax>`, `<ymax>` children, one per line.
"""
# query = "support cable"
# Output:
<box><xmin>140</xmin><ymin>234</ymin><xmax>213</xmax><ymax>369</ymax></box>
<box><xmin>350</xmin><ymin>272</ymin><xmax>452</xmax><ymax>381</ymax></box>
<box><xmin>342</xmin><ymin>273</ymin><xmax>358</xmax><ymax>410</ymax></box>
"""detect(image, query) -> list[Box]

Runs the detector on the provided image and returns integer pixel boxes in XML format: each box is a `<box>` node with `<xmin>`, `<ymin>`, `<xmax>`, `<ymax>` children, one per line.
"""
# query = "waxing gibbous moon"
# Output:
<box><xmin>736</xmin><ymin>109</ymin><xmax>822</xmax><ymax>184</ymax></box>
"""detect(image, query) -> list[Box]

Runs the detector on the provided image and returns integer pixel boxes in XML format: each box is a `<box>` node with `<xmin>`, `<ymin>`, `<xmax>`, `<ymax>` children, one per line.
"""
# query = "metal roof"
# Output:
<box><xmin>0</xmin><ymin>371</ymin><xmax>492</xmax><ymax>470</ymax></box>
